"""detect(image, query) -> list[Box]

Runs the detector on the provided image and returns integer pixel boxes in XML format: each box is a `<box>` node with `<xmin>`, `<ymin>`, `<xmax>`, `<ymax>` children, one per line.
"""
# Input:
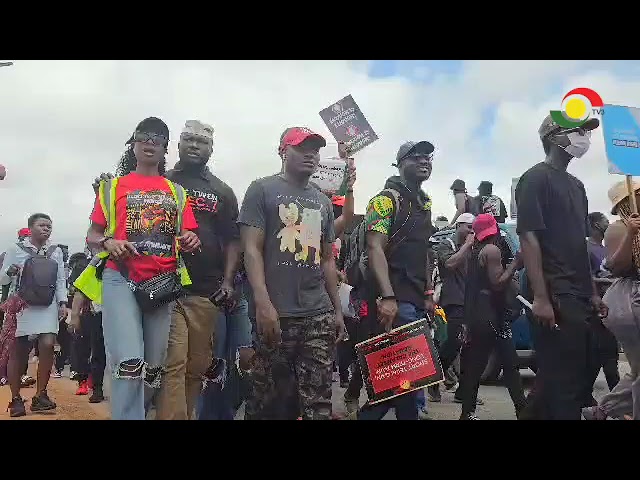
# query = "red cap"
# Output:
<box><xmin>472</xmin><ymin>214</ymin><xmax>498</xmax><ymax>242</ymax></box>
<box><xmin>279</xmin><ymin>127</ymin><xmax>326</xmax><ymax>154</ymax></box>
<box><xmin>18</xmin><ymin>228</ymin><xmax>30</xmax><ymax>238</ymax></box>
<box><xmin>331</xmin><ymin>195</ymin><xmax>345</xmax><ymax>207</ymax></box>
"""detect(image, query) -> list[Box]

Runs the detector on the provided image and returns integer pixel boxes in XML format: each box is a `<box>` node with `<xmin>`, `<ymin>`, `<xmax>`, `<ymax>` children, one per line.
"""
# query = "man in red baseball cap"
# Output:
<box><xmin>239</xmin><ymin>126</ymin><xmax>345</xmax><ymax>420</ymax></box>
<box><xmin>457</xmin><ymin>214</ymin><xmax>526</xmax><ymax>420</ymax></box>
<box><xmin>18</xmin><ymin>228</ymin><xmax>30</xmax><ymax>241</ymax></box>
<box><xmin>278</xmin><ymin>127</ymin><xmax>327</xmax><ymax>155</ymax></box>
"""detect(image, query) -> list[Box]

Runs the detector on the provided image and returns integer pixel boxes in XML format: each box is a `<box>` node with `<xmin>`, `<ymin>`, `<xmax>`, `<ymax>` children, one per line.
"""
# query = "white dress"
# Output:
<box><xmin>0</xmin><ymin>239</ymin><xmax>68</xmax><ymax>337</ymax></box>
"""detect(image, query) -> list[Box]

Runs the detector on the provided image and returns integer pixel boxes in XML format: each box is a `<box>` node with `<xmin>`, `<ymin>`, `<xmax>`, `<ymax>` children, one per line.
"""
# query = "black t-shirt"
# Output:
<box><xmin>436</xmin><ymin>237</ymin><xmax>466</xmax><ymax>308</ymax></box>
<box><xmin>365</xmin><ymin>179</ymin><xmax>435</xmax><ymax>308</ymax></box>
<box><xmin>515</xmin><ymin>162</ymin><xmax>592</xmax><ymax>299</ymax></box>
<box><xmin>167</xmin><ymin>166</ymin><xmax>240</xmax><ymax>297</ymax></box>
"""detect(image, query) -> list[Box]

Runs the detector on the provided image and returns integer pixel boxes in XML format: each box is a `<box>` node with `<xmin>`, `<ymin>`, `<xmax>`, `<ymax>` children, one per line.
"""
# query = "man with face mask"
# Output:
<box><xmin>515</xmin><ymin>115</ymin><xmax>608</xmax><ymax>420</ymax></box>
<box><xmin>154</xmin><ymin>120</ymin><xmax>241</xmax><ymax>420</ymax></box>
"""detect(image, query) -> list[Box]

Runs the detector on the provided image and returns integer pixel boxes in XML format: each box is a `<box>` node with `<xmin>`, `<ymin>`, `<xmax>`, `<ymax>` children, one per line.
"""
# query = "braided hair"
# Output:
<box><xmin>115</xmin><ymin>144</ymin><xmax>167</xmax><ymax>177</ymax></box>
<box><xmin>616</xmin><ymin>199</ymin><xmax>640</xmax><ymax>270</ymax></box>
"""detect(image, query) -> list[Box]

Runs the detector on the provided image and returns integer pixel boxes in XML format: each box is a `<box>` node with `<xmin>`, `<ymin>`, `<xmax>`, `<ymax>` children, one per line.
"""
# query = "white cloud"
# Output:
<box><xmin>0</xmin><ymin>60</ymin><xmax>637</xmax><ymax>253</ymax></box>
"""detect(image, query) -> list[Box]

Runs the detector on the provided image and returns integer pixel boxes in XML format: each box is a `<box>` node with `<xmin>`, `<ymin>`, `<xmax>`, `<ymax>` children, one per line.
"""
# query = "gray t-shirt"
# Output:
<box><xmin>239</xmin><ymin>174</ymin><xmax>336</xmax><ymax>318</ymax></box>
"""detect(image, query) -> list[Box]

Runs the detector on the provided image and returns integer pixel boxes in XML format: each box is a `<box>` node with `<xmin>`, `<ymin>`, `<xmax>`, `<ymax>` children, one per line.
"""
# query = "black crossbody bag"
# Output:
<box><xmin>116</xmin><ymin>260</ymin><xmax>184</xmax><ymax>312</ymax></box>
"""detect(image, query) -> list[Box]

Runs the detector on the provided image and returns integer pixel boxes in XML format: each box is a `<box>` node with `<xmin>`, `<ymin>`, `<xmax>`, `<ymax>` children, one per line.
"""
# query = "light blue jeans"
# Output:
<box><xmin>197</xmin><ymin>297</ymin><xmax>253</xmax><ymax>420</ymax></box>
<box><xmin>101</xmin><ymin>269</ymin><xmax>172</xmax><ymax>420</ymax></box>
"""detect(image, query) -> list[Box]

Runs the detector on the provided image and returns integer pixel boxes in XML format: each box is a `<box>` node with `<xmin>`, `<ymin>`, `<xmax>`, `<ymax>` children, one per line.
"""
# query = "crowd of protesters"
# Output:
<box><xmin>0</xmin><ymin>110</ymin><xmax>637</xmax><ymax>421</ymax></box>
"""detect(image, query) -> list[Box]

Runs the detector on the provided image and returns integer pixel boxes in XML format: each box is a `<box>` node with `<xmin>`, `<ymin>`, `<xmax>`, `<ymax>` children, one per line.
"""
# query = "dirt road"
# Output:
<box><xmin>0</xmin><ymin>364</ymin><xmax>110</xmax><ymax>421</ymax></box>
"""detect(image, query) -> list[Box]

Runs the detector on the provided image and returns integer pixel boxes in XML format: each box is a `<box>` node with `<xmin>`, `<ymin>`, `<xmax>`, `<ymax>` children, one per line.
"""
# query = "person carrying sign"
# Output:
<box><xmin>354</xmin><ymin>140</ymin><xmax>436</xmax><ymax>420</ymax></box>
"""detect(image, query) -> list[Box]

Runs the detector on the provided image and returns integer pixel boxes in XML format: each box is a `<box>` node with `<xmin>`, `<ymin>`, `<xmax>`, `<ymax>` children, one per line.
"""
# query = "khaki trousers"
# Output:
<box><xmin>155</xmin><ymin>295</ymin><xmax>218</xmax><ymax>420</ymax></box>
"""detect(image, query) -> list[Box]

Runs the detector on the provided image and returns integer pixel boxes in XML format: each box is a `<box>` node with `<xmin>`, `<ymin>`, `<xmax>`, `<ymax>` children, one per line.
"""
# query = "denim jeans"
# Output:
<box><xmin>197</xmin><ymin>297</ymin><xmax>252</xmax><ymax>420</ymax></box>
<box><xmin>101</xmin><ymin>269</ymin><xmax>172</xmax><ymax>420</ymax></box>
<box><xmin>358</xmin><ymin>301</ymin><xmax>425</xmax><ymax>420</ymax></box>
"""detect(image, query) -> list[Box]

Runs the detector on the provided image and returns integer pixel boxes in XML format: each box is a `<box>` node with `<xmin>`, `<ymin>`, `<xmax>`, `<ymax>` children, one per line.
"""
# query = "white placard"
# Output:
<box><xmin>311</xmin><ymin>157</ymin><xmax>347</xmax><ymax>195</ymax></box>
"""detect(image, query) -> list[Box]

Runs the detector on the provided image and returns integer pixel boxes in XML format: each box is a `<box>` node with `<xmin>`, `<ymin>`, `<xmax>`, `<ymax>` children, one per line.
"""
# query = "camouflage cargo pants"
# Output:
<box><xmin>245</xmin><ymin>311</ymin><xmax>336</xmax><ymax>420</ymax></box>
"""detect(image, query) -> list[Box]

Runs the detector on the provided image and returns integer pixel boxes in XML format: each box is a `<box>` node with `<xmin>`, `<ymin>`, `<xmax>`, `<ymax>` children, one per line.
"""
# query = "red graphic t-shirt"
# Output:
<box><xmin>90</xmin><ymin>173</ymin><xmax>198</xmax><ymax>283</ymax></box>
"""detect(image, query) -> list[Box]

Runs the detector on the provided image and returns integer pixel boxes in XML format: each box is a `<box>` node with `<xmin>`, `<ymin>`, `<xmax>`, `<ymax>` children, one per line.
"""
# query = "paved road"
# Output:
<box><xmin>65</xmin><ymin>359</ymin><xmax>634</xmax><ymax>420</ymax></box>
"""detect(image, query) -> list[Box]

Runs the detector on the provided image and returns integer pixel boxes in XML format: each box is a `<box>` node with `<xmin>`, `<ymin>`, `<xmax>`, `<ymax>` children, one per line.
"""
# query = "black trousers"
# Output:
<box><xmin>438</xmin><ymin>306</ymin><xmax>466</xmax><ymax>373</ymax></box>
<box><xmin>458</xmin><ymin>317</ymin><xmax>526</xmax><ymax>417</ymax></box>
<box><xmin>528</xmin><ymin>294</ymin><xmax>595</xmax><ymax>420</ymax></box>
<box><xmin>586</xmin><ymin>319</ymin><xmax>620</xmax><ymax>396</ymax></box>
<box><xmin>85</xmin><ymin>312</ymin><xmax>106</xmax><ymax>387</ymax></box>
<box><xmin>66</xmin><ymin>312</ymin><xmax>106</xmax><ymax>386</ymax></box>
<box><xmin>337</xmin><ymin>316</ymin><xmax>358</xmax><ymax>383</ymax></box>
<box><xmin>55</xmin><ymin>321</ymin><xmax>71</xmax><ymax>372</ymax></box>
<box><xmin>344</xmin><ymin>317</ymin><xmax>367</xmax><ymax>400</ymax></box>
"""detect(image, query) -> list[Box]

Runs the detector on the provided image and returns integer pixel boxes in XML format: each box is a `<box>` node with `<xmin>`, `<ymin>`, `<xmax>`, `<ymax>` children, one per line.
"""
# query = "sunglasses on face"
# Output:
<box><xmin>133</xmin><ymin>131</ymin><xmax>168</xmax><ymax>146</ymax></box>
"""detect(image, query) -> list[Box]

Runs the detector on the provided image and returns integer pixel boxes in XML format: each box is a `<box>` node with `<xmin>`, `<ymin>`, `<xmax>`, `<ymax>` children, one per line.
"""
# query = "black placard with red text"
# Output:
<box><xmin>355</xmin><ymin>319</ymin><xmax>444</xmax><ymax>405</ymax></box>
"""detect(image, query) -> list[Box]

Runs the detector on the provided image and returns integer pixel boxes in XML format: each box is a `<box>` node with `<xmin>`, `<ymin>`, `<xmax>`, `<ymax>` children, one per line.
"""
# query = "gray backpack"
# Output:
<box><xmin>16</xmin><ymin>242</ymin><xmax>59</xmax><ymax>307</ymax></box>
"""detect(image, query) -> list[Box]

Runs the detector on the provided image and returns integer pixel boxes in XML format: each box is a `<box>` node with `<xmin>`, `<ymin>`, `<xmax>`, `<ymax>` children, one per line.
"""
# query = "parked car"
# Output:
<box><xmin>429</xmin><ymin>221</ymin><xmax>536</xmax><ymax>382</ymax></box>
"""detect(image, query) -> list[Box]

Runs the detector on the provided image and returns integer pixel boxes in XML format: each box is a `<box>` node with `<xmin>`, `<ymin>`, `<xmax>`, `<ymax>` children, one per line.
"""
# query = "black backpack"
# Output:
<box><xmin>16</xmin><ymin>242</ymin><xmax>60</xmax><ymax>307</ymax></box>
<box><xmin>343</xmin><ymin>189</ymin><xmax>413</xmax><ymax>291</ymax></box>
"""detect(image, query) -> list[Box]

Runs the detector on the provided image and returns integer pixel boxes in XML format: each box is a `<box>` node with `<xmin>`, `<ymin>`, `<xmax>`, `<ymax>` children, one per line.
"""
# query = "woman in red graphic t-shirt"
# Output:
<box><xmin>85</xmin><ymin>117</ymin><xmax>200</xmax><ymax>420</ymax></box>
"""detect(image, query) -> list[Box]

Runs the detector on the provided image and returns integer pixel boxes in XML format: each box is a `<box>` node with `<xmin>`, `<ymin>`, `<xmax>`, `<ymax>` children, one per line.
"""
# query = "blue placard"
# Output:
<box><xmin>602</xmin><ymin>104</ymin><xmax>640</xmax><ymax>175</ymax></box>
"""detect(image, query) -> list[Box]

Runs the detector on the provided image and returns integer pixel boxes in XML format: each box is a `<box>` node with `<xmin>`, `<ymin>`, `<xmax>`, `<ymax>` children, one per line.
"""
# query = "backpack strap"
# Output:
<box><xmin>99</xmin><ymin>177</ymin><xmax>120</xmax><ymax>237</ymax></box>
<box><xmin>381</xmin><ymin>188</ymin><xmax>416</xmax><ymax>253</ymax></box>
<box><xmin>45</xmin><ymin>244</ymin><xmax>60</xmax><ymax>259</ymax></box>
<box><xmin>16</xmin><ymin>242</ymin><xmax>36</xmax><ymax>257</ymax></box>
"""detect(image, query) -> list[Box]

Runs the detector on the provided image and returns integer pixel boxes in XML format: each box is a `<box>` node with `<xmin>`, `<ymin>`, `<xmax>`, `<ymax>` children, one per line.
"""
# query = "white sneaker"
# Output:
<box><xmin>51</xmin><ymin>370</ymin><xmax>62</xmax><ymax>379</ymax></box>
<box><xmin>69</xmin><ymin>371</ymin><xmax>78</xmax><ymax>381</ymax></box>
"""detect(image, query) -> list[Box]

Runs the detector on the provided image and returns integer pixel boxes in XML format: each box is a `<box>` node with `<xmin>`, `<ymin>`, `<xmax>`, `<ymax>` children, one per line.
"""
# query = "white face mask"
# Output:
<box><xmin>563</xmin><ymin>132</ymin><xmax>591</xmax><ymax>158</ymax></box>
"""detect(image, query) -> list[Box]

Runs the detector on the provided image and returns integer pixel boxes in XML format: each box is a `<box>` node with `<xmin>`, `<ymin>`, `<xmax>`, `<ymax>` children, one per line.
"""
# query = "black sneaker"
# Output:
<box><xmin>30</xmin><ymin>391</ymin><xmax>56</xmax><ymax>412</ymax></box>
<box><xmin>7</xmin><ymin>396</ymin><xmax>26</xmax><ymax>418</ymax></box>
<box><xmin>89</xmin><ymin>386</ymin><xmax>105</xmax><ymax>403</ymax></box>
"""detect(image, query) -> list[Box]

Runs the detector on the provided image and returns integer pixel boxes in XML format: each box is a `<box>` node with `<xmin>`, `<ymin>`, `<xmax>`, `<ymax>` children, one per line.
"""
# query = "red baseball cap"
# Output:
<box><xmin>279</xmin><ymin>127</ymin><xmax>326</xmax><ymax>154</ymax></box>
<box><xmin>331</xmin><ymin>195</ymin><xmax>345</xmax><ymax>207</ymax></box>
<box><xmin>472</xmin><ymin>214</ymin><xmax>498</xmax><ymax>242</ymax></box>
<box><xmin>18</xmin><ymin>228</ymin><xmax>30</xmax><ymax>238</ymax></box>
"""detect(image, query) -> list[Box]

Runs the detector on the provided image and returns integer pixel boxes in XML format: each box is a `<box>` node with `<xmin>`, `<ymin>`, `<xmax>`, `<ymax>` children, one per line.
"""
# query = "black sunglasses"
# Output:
<box><xmin>133</xmin><ymin>131</ymin><xmax>168</xmax><ymax>146</ymax></box>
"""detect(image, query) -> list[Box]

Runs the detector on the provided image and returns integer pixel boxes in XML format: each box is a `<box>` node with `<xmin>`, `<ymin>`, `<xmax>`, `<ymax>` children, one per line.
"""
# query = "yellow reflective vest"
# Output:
<box><xmin>74</xmin><ymin>176</ymin><xmax>192</xmax><ymax>304</ymax></box>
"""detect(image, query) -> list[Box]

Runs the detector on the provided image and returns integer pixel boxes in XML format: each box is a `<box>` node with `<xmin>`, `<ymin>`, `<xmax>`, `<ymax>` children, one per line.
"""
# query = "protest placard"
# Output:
<box><xmin>602</xmin><ymin>104</ymin><xmax>640</xmax><ymax>176</ymax></box>
<box><xmin>311</xmin><ymin>157</ymin><xmax>348</xmax><ymax>195</ymax></box>
<box><xmin>319</xmin><ymin>94</ymin><xmax>378</xmax><ymax>155</ymax></box>
<box><xmin>601</xmin><ymin>104</ymin><xmax>640</xmax><ymax>212</ymax></box>
<box><xmin>355</xmin><ymin>318</ymin><xmax>443</xmax><ymax>405</ymax></box>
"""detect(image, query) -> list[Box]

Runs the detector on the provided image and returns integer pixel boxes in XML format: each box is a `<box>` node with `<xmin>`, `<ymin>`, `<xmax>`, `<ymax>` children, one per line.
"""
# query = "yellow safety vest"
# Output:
<box><xmin>74</xmin><ymin>177</ymin><xmax>192</xmax><ymax>304</ymax></box>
